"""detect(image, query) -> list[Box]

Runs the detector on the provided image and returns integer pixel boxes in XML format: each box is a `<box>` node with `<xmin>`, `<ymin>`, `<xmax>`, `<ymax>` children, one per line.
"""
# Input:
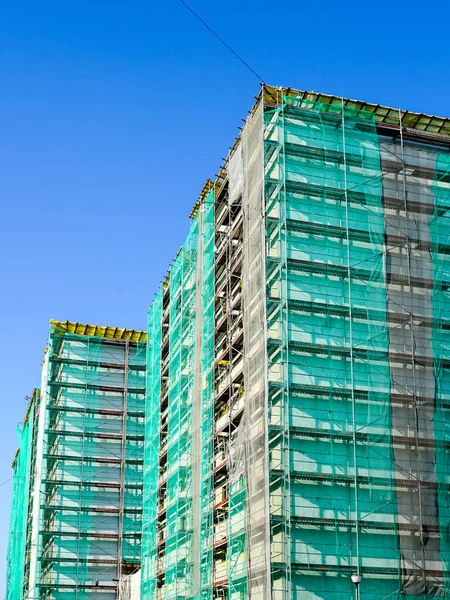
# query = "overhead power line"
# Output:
<box><xmin>179</xmin><ymin>0</ymin><xmax>265</xmax><ymax>83</ymax></box>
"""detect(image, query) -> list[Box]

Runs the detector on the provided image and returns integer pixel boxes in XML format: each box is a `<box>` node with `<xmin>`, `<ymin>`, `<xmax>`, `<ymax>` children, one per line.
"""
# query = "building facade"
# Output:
<box><xmin>6</xmin><ymin>85</ymin><xmax>450</xmax><ymax>600</ymax></box>
<box><xmin>7</xmin><ymin>320</ymin><xmax>146</xmax><ymax>600</ymax></box>
<box><xmin>141</xmin><ymin>85</ymin><xmax>450</xmax><ymax>600</ymax></box>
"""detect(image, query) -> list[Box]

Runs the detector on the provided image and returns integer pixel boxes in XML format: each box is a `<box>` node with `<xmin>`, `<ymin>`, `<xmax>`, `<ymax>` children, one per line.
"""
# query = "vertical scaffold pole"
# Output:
<box><xmin>341</xmin><ymin>98</ymin><xmax>360</xmax><ymax>575</ymax></box>
<box><xmin>117</xmin><ymin>340</ymin><xmax>129</xmax><ymax>597</ymax></box>
<box><xmin>279</xmin><ymin>98</ymin><xmax>292</xmax><ymax>600</ymax></box>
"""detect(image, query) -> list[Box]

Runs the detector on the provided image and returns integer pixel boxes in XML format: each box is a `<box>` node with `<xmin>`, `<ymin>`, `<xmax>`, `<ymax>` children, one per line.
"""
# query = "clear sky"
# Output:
<box><xmin>1</xmin><ymin>0</ymin><xmax>449</xmax><ymax>594</ymax></box>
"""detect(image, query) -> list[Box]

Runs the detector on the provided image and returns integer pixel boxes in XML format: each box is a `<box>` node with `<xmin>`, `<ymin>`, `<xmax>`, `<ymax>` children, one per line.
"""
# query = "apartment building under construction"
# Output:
<box><xmin>6</xmin><ymin>320</ymin><xmax>146</xmax><ymax>600</ymax></box>
<box><xmin>141</xmin><ymin>84</ymin><xmax>450</xmax><ymax>600</ymax></box>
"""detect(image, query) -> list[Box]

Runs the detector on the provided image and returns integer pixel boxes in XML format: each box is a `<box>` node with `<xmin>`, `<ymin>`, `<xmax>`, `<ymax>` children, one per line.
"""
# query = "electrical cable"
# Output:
<box><xmin>179</xmin><ymin>0</ymin><xmax>265</xmax><ymax>83</ymax></box>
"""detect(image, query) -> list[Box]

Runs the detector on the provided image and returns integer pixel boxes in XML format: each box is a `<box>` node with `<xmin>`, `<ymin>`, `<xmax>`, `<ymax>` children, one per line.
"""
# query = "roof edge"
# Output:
<box><xmin>50</xmin><ymin>320</ymin><xmax>147</xmax><ymax>342</ymax></box>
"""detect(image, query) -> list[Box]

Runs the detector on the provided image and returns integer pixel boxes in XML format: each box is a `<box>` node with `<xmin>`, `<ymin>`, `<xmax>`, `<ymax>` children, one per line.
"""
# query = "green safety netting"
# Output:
<box><xmin>164</xmin><ymin>217</ymin><xmax>198</xmax><ymax>599</ymax></box>
<box><xmin>264</xmin><ymin>97</ymin><xmax>401</xmax><ymax>599</ymax></box>
<box><xmin>431</xmin><ymin>152</ymin><xmax>450</xmax><ymax>593</ymax></box>
<box><xmin>6</xmin><ymin>402</ymin><xmax>35</xmax><ymax>600</ymax></box>
<box><xmin>29</xmin><ymin>325</ymin><xmax>145</xmax><ymax>600</ymax></box>
<box><xmin>140</xmin><ymin>92</ymin><xmax>450</xmax><ymax>600</ymax></box>
<box><xmin>142</xmin><ymin>287</ymin><xmax>163</xmax><ymax>600</ymax></box>
<box><xmin>199</xmin><ymin>191</ymin><xmax>216</xmax><ymax>600</ymax></box>
<box><xmin>141</xmin><ymin>191</ymin><xmax>215</xmax><ymax>600</ymax></box>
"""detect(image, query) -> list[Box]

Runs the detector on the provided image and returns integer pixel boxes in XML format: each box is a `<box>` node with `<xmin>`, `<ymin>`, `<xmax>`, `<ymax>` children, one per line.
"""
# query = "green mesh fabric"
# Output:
<box><xmin>431</xmin><ymin>152</ymin><xmax>450</xmax><ymax>592</ymax></box>
<box><xmin>124</xmin><ymin>341</ymin><xmax>147</xmax><ymax>564</ymax></box>
<box><xmin>6</xmin><ymin>403</ymin><xmax>35</xmax><ymax>600</ymax></box>
<box><xmin>141</xmin><ymin>193</ymin><xmax>215</xmax><ymax>600</ymax></box>
<box><xmin>164</xmin><ymin>215</ymin><xmax>199</xmax><ymax>599</ymax></box>
<box><xmin>199</xmin><ymin>191</ymin><xmax>215</xmax><ymax>599</ymax></box>
<box><xmin>142</xmin><ymin>288</ymin><xmax>163</xmax><ymax>600</ymax></box>
<box><xmin>264</xmin><ymin>97</ymin><xmax>401</xmax><ymax>599</ymax></box>
<box><xmin>30</xmin><ymin>326</ymin><xmax>145</xmax><ymax>600</ymax></box>
<box><xmin>139</xmin><ymin>92</ymin><xmax>450</xmax><ymax>600</ymax></box>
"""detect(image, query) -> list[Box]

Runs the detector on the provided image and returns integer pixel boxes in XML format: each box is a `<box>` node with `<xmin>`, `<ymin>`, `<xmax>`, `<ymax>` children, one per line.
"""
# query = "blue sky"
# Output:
<box><xmin>0</xmin><ymin>0</ymin><xmax>449</xmax><ymax>594</ymax></box>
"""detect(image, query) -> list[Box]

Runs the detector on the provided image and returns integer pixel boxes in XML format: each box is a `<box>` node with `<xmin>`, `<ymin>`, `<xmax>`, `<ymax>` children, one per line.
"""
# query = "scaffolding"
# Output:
<box><xmin>141</xmin><ymin>186</ymin><xmax>217</xmax><ymax>600</ymax></box>
<box><xmin>23</xmin><ymin>320</ymin><xmax>146</xmax><ymax>600</ymax></box>
<box><xmin>23</xmin><ymin>390</ymin><xmax>42</xmax><ymax>598</ymax></box>
<box><xmin>265</xmin><ymin>94</ymin><xmax>401</xmax><ymax>599</ymax></box>
<box><xmin>140</xmin><ymin>84</ymin><xmax>450</xmax><ymax>600</ymax></box>
<box><xmin>431</xmin><ymin>151</ymin><xmax>450</xmax><ymax>593</ymax></box>
<box><xmin>7</xmin><ymin>390</ymin><xmax>39</xmax><ymax>600</ymax></box>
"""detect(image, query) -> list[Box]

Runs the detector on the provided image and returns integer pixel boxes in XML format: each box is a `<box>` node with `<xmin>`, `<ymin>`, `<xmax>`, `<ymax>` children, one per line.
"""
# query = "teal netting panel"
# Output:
<box><xmin>35</xmin><ymin>328</ymin><xmax>145</xmax><ymax>600</ymax></box>
<box><xmin>6</xmin><ymin>403</ymin><xmax>34</xmax><ymax>600</ymax></box>
<box><xmin>142</xmin><ymin>288</ymin><xmax>163</xmax><ymax>600</ymax></box>
<box><xmin>141</xmin><ymin>200</ymin><xmax>215</xmax><ymax>600</ymax></box>
<box><xmin>264</xmin><ymin>97</ymin><xmax>401</xmax><ymax>599</ymax></box>
<box><xmin>431</xmin><ymin>152</ymin><xmax>450</xmax><ymax>592</ymax></box>
<box><xmin>125</xmin><ymin>341</ymin><xmax>147</xmax><ymax>563</ymax></box>
<box><xmin>164</xmin><ymin>215</ymin><xmax>199</xmax><ymax>600</ymax></box>
<box><xmin>45</xmin><ymin>337</ymin><xmax>111</xmax><ymax>597</ymax></box>
<box><xmin>199</xmin><ymin>191</ymin><xmax>215</xmax><ymax>599</ymax></box>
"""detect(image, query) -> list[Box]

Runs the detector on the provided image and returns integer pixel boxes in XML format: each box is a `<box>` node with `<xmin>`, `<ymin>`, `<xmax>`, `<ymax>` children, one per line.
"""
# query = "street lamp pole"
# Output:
<box><xmin>351</xmin><ymin>573</ymin><xmax>362</xmax><ymax>600</ymax></box>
